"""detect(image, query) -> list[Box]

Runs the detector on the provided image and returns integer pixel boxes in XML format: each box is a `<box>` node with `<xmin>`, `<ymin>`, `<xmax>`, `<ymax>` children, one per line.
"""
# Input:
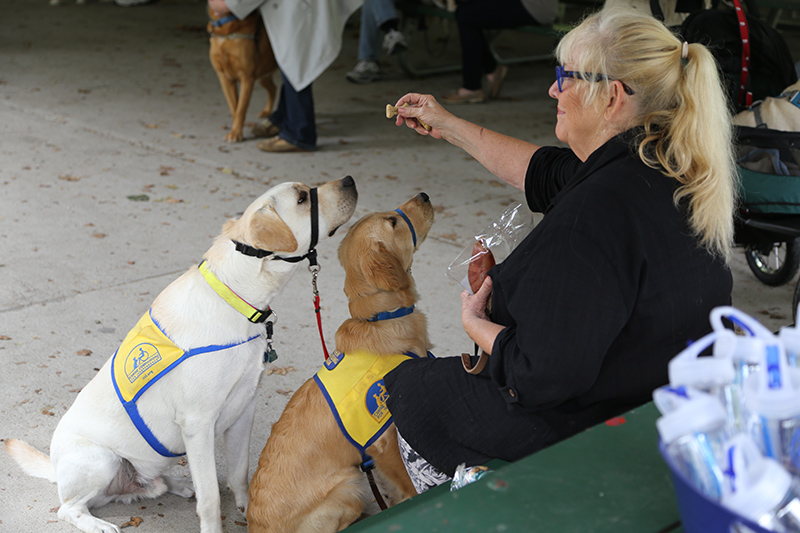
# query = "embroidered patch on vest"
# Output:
<box><xmin>113</xmin><ymin>311</ymin><xmax>185</xmax><ymax>404</ymax></box>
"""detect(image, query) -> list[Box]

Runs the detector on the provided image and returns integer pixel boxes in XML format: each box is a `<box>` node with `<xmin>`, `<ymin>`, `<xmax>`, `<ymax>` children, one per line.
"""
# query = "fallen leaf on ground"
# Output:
<box><xmin>58</xmin><ymin>175</ymin><xmax>80</xmax><ymax>182</ymax></box>
<box><xmin>276</xmin><ymin>389</ymin><xmax>293</xmax><ymax>396</ymax></box>
<box><xmin>264</xmin><ymin>366</ymin><xmax>295</xmax><ymax>376</ymax></box>
<box><xmin>0</xmin><ymin>335</ymin><xmax>10</xmax><ymax>340</ymax></box>
<box><xmin>127</xmin><ymin>195</ymin><xmax>149</xmax><ymax>202</ymax></box>
<box><xmin>121</xmin><ymin>516</ymin><xmax>143</xmax><ymax>528</ymax></box>
<box><xmin>92</xmin><ymin>233</ymin><xmax>107</xmax><ymax>239</ymax></box>
<box><xmin>76</xmin><ymin>349</ymin><xmax>92</xmax><ymax>356</ymax></box>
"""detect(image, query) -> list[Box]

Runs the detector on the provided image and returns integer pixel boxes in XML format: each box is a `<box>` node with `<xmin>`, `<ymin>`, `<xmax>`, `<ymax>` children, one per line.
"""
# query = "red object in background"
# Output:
<box><xmin>605</xmin><ymin>417</ymin><xmax>627</xmax><ymax>427</ymax></box>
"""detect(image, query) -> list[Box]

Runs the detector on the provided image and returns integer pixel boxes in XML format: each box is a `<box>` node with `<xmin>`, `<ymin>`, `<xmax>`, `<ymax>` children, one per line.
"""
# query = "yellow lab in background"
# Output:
<box><xmin>208</xmin><ymin>8</ymin><xmax>278</xmax><ymax>143</ymax></box>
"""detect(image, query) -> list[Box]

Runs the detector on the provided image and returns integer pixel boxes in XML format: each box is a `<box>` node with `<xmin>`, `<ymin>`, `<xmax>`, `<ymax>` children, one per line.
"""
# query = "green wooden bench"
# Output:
<box><xmin>345</xmin><ymin>402</ymin><xmax>685</xmax><ymax>532</ymax></box>
<box><xmin>394</xmin><ymin>1</ymin><xmax>591</xmax><ymax>78</ymax></box>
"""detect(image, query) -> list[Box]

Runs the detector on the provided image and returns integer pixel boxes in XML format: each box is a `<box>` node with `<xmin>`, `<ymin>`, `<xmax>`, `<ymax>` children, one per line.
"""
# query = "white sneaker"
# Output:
<box><xmin>346</xmin><ymin>60</ymin><xmax>381</xmax><ymax>84</ymax></box>
<box><xmin>382</xmin><ymin>29</ymin><xmax>408</xmax><ymax>56</ymax></box>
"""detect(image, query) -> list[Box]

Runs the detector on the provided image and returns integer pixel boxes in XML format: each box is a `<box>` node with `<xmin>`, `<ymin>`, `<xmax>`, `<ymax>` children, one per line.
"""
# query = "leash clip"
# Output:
<box><xmin>309</xmin><ymin>263</ymin><xmax>321</xmax><ymax>296</ymax></box>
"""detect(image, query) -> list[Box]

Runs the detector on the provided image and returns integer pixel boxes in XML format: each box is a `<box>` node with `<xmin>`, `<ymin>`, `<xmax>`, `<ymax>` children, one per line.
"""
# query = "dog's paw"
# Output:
<box><xmin>165</xmin><ymin>474</ymin><xmax>195</xmax><ymax>498</ymax></box>
<box><xmin>224</xmin><ymin>131</ymin><xmax>244</xmax><ymax>143</ymax></box>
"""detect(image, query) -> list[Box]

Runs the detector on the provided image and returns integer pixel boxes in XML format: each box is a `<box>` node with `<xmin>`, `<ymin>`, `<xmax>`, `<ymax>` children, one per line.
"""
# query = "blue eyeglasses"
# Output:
<box><xmin>555</xmin><ymin>66</ymin><xmax>635</xmax><ymax>96</ymax></box>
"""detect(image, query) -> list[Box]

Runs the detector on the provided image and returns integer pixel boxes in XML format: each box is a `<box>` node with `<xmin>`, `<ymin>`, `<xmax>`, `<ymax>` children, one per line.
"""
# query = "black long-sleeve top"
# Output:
<box><xmin>488</xmin><ymin>130</ymin><xmax>732</xmax><ymax>437</ymax></box>
<box><xmin>384</xmin><ymin>130</ymin><xmax>732</xmax><ymax>473</ymax></box>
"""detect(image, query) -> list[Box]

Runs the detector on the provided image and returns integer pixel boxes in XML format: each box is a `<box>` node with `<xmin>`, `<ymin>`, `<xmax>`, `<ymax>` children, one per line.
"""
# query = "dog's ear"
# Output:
<box><xmin>361</xmin><ymin>241</ymin><xmax>408</xmax><ymax>291</ymax></box>
<box><xmin>248</xmin><ymin>207</ymin><xmax>298</xmax><ymax>253</ymax></box>
<box><xmin>222</xmin><ymin>219</ymin><xmax>238</xmax><ymax>235</ymax></box>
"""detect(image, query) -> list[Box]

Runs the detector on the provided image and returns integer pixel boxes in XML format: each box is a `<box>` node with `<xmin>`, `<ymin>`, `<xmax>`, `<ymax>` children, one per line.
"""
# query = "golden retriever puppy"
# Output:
<box><xmin>208</xmin><ymin>8</ymin><xmax>278</xmax><ymax>143</ymax></box>
<box><xmin>247</xmin><ymin>193</ymin><xmax>435</xmax><ymax>533</ymax></box>
<box><xmin>6</xmin><ymin>177</ymin><xmax>358</xmax><ymax>533</ymax></box>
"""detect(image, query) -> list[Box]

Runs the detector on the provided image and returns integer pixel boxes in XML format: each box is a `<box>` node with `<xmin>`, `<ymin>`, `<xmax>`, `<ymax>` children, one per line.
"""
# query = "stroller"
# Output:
<box><xmin>734</xmin><ymin>126</ymin><xmax>800</xmax><ymax>319</ymax></box>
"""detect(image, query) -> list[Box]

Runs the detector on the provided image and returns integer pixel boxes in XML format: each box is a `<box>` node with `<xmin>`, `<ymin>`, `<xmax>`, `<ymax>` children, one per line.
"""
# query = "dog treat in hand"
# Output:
<box><xmin>467</xmin><ymin>239</ymin><xmax>495</xmax><ymax>294</ymax></box>
<box><xmin>386</xmin><ymin>103</ymin><xmax>432</xmax><ymax>131</ymax></box>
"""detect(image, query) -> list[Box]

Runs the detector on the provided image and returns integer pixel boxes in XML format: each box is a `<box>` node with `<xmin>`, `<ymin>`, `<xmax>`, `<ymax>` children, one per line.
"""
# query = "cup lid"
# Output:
<box><xmin>656</xmin><ymin>392</ymin><xmax>726</xmax><ymax>444</ymax></box>
<box><xmin>722</xmin><ymin>456</ymin><xmax>791</xmax><ymax>521</ymax></box>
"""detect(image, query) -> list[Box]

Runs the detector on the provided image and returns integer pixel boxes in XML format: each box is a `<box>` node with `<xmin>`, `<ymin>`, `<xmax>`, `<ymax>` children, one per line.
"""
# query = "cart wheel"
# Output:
<box><xmin>745</xmin><ymin>238</ymin><xmax>800</xmax><ymax>286</ymax></box>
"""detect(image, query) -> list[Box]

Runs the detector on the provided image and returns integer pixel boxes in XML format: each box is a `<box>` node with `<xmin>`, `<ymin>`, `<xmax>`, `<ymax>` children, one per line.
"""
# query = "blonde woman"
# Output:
<box><xmin>384</xmin><ymin>8</ymin><xmax>737</xmax><ymax>490</ymax></box>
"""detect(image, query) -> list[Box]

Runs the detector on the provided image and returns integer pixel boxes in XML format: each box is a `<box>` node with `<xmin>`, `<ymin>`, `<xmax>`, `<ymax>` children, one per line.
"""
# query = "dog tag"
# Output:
<box><xmin>264</xmin><ymin>348</ymin><xmax>278</xmax><ymax>364</ymax></box>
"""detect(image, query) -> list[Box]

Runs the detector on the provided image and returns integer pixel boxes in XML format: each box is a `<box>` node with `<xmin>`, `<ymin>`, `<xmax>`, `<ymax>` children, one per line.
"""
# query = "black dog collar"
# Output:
<box><xmin>233</xmin><ymin>187</ymin><xmax>319</xmax><ymax>267</ymax></box>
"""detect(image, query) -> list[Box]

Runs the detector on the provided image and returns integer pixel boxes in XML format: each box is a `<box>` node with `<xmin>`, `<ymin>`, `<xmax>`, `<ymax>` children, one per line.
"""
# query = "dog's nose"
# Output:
<box><xmin>342</xmin><ymin>175</ymin><xmax>355</xmax><ymax>189</ymax></box>
<box><xmin>419</xmin><ymin>192</ymin><xmax>430</xmax><ymax>203</ymax></box>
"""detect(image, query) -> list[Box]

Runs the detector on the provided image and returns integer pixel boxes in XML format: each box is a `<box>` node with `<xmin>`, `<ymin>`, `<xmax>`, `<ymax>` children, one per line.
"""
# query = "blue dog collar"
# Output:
<box><xmin>211</xmin><ymin>14</ymin><xmax>238</xmax><ymax>27</ymax></box>
<box><xmin>394</xmin><ymin>209</ymin><xmax>416</xmax><ymax>247</ymax></box>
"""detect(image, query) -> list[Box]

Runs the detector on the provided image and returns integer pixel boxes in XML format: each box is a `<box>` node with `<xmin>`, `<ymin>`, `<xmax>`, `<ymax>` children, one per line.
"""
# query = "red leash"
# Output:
<box><xmin>732</xmin><ymin>0</ymin><xmax>753</xmax><ymax>108</ymax></box>
<box><xmin>310</xmin><ymin>264</ymin><xmax>330</xmax><ymax>360</ymax></box>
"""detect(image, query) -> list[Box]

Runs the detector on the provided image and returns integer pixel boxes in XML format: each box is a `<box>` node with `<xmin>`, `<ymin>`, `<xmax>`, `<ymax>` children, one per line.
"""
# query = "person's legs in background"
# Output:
<box><xmin>347</xmin><ymin>0</ymin><xmax>408</xmax><ymax>84</ymax></box>
<box><xmin>443</xmin><ymin>0</ymin><xmax>536</xmax><ymax>104</ymax></box>
<box><xmin>257</xmin><ymin>71</ymin><xmax>316</xmax><ymax>152</ymax></box>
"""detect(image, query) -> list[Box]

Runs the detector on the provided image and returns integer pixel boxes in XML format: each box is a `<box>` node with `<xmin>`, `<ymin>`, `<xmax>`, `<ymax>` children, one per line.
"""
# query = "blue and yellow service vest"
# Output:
<box><xmin>111</xmin><ymin>309</ymin><xmax>261</xmax><ymax>457</ymax></box>
<box><xmin>313</xmin><ymin>348</ymin><xmax>433</xmax><ymax>462</ymax></box>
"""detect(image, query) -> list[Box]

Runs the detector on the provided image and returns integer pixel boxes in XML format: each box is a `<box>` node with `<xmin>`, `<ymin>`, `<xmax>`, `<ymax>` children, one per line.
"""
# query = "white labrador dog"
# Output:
<box><xmin>5</xmin><ymin>176</ymin><xmax>358</xmax><ymax>533</ymax></box>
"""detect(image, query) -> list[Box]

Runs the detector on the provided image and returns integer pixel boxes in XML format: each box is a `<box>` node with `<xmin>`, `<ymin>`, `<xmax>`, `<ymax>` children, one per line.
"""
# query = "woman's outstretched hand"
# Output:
<box><xmin>393</xmin><ymin>93</ymin><xmax>452</xmax><ymax>140</ymax></box>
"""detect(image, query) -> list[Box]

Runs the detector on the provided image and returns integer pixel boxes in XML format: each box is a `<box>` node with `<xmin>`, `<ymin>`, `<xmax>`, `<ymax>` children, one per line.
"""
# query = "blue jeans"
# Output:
<box><xmin>358</xmin><ymin>0</ymin><xmax>398</xmax><ymax>62</ymax></box>
<box><xmin>269</xmin><ymin>70</ymin><xmax>316</xmax><ymax>151</ymax></box>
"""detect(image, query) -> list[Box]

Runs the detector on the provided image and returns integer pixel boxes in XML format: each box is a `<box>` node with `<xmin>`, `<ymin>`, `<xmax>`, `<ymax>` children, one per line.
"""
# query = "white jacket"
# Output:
<box><xmin>227</xmin><ymin>0</ymin><xmax>363</xmax><ymax>91</ymax></box>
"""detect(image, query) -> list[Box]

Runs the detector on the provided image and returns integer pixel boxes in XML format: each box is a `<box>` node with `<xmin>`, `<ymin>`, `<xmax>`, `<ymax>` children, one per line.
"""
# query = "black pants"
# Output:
<box><xmin>384</xmin><ymin>355</ymin><xmax>556</xmax><ymax>476</ymax></box>
<box><xmin>455</xmin><ymin>0</ymin><xmax>539</xmax><ymax>90</ymax></box>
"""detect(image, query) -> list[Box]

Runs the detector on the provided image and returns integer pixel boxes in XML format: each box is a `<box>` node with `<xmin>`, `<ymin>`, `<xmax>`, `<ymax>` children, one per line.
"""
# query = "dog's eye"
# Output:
<box><xmin>297</xmin><ymin>191</ymin><xmax>308</xmax><ymax>204</ymax></box>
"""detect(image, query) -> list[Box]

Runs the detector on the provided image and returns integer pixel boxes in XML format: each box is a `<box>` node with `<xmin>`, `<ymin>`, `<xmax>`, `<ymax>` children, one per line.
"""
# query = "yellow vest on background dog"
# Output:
<box><xmin>314</xmin><ymin>349</ymin><xmax>432</xmax><ymax>461</ymax></box>
<box><xmin>112</xmin><ymin>310</ymin><xmax>261</xmax><ymax>457</ymax></box>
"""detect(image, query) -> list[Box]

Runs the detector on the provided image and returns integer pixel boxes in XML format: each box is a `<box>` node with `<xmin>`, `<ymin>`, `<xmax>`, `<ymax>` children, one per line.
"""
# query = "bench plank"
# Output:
<box><xmin>345</xmin><ymin>402</ymin><xmax>682</xmax><ymax>532</ymax></box>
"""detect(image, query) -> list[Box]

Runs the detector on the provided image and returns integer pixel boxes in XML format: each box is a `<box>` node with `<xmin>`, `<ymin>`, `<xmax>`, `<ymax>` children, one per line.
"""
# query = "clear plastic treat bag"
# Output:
<box><xmin>446</xmin><ymin>203</ymin><xmax>537</xmax><ymax>294</ymax></box>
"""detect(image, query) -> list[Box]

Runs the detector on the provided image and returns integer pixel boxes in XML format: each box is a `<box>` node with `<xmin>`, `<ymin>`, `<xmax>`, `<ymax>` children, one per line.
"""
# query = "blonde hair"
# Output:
<box><xmin>556</xmin><ymin>8</ymin><xmax>737</xmax><ymax>259</ymax></box>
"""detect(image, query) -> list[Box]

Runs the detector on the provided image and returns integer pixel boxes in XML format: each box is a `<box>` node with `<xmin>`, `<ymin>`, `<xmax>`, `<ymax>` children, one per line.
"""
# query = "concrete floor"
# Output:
<box><xmin>0</xmin><ymin>0</ymin><xmax>798</xmax><ymax>531</ymax></box>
